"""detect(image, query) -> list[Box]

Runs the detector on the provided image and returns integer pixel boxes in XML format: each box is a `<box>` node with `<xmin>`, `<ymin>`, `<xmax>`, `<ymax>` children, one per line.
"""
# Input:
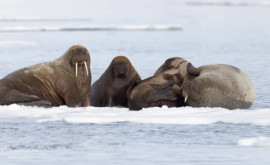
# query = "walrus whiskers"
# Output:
<box><xmin>75</xmin><ymin>62</ymin><xmax>78</xmax><ymax>77</ymax></box>
<box><xmin>84</xmin><ymin>61</ymin><xmax>89</xmax><ymax>76</ymax></box>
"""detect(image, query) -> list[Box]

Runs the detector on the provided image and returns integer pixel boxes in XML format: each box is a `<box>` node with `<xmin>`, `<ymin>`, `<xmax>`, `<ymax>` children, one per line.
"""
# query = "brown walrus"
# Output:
<box><xmin>128</xmin><ymin>58</ymin><xmax>184</xmax><ymax>110</ymax></box>
<box><xmin>129</xmin><ymin>57</ymin><xmax>255</xmax><ymax>110</ymax></box>
<box><xmin>0</xmin><ymin>45</ymin><xmax>91</xmax><ymax>107</ymax></box>
<box><xmin>91</xmin><ymin>56</ymin><xmax>141</xmax><ymax>107</ymax></box>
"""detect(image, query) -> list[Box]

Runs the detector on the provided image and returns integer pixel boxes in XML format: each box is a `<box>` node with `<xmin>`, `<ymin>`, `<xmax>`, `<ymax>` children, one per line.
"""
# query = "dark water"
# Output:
<box><xmin>1</xmin><ymin>120</ymin><xmax>270</xmax><ymax>165</ymax></box>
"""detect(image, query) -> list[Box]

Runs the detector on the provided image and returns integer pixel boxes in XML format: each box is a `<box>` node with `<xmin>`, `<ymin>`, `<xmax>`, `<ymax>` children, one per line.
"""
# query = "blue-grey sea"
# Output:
<box><xmin>0</xmin><ymin>0</ymin><xmax>270</xmax><ymax>164</ymax></box>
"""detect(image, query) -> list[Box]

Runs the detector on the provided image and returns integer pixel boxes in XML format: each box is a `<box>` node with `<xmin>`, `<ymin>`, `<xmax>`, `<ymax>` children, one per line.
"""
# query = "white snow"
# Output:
<box><xmin>1</xmin><ymin>105</ymin><xmax>270</xmax><ymax>125</ymax></box>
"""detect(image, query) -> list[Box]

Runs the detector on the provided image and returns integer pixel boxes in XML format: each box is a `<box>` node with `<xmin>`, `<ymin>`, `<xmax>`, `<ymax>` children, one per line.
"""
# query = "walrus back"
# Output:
<box><xmin>185</xmin><ymin>64</ymin><xmax>255</xmax><ymax>109</ymax></box>
<box><xmin>2</xmin><ymin>62</ymin><xmax>64</xmax><ymax>106</ymax></box>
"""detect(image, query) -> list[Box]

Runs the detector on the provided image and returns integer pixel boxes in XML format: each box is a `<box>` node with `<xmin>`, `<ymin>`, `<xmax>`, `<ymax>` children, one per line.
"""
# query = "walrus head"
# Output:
<box><xmin>70</xmin><ymin>45</ymin><xmax>90</xmax><ymax>78</ymax></box>
<box><xmin>155</xmin><ymin>57</ymin><xmax>188</xmax><ymax>76</ymax></box>
<box><xmin>60</xmin><ymin>45</ymin><xmax>91</xmax><ymax>80</ymax></box>
<box><xmin>155</xmin><ymin>57</ymin><xmax>201</xmax><ymax>82</ymax></box>
<box><xmin>128</xmin><ymin>80</ymin><xmax>178</xmax><ymax>110</ymax></box>
<box><xmin>57</xmin><ymin>45</ymin><xmax>91</xmax><ymax>107</ymax></box>
<box><xmin>154</xmin><ymin>57</ymin><xmax>201</xmax><ymax>105</ymax></box>
<box><xmin>111</xmin><ymin>56</ymin><xmax>131</xmax><ymax>79</ymax></box>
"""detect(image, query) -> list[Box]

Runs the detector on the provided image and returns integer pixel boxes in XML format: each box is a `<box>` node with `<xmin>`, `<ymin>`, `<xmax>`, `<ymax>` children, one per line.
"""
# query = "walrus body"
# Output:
<box><xmin>129</xmin><ymin>57</ymin><xmax>255</xmax><ymax>110</ymax></box>
<box><xmin>128</xmin><ymin>58</ymin><xmax>185</xmax><ymax>110</ymax></box>
<box><xmin>0</xmin><ymin>45</ymin><xmax>91</xmax><ymax>107</ymax></box>
<box><xmin>128</xmin><ymin>78</ymin><xmax>181</xmax><ymax>110</ymax></box>
<box><xmin>182</xmin><ymin>64</ymin><xmax>255</xmax><ymax>109</ymax></box>
<box><xmin>91</xmin><ymin>56</ymin><xmax>141</xmax><ymax>107</ymax></box>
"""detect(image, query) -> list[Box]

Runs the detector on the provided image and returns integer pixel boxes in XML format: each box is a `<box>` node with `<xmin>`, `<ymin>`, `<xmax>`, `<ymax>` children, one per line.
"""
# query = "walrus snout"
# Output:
<box><xmin>70</xmin><ymin>47</ymin><xmax>90</xmax><ymax>65</ymax></box>
<box><xmin>74</xmin><ymin>61</ymin><xmax>89</xmax><ymax>77</ymax></box>
<box><xmin>71</xmin><ymin>56</ymin><xmax>90</xmax><ymax>77</ymax></box>
<box><xmin>113</xmin><ymin>62</ymin><xmax>128</xmax><ymax>78</ymax></box>
<box><xmin>71</xmin><ymin>56</ymin><xmax>89</xmax><ymax>66</ymax></box>
<box><xmin>117</xmin><ymin>72</ymin><xmax>126</xmax><ymax>78</ymax></box>
<box><xmin>69</xmin><ymin>47</ymin><xmax>90</xmax><ymax>78</ymax></box>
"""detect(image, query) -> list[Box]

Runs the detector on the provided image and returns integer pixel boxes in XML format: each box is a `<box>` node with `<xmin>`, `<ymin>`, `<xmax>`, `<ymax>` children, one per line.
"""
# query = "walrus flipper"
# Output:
<box><xmin>151</xmin><ymin>81</ymin><xmax>177</xmax><ymax>102</ymax></box>
<box><xmin>5</xmin><ymin>90</ymin><xmax>52</xmax><ymax>107</ymax></box>
<box><xmin>17</xmin><ymin>100</ymin><xmax>52</xmax><ymax>107</ymax></box>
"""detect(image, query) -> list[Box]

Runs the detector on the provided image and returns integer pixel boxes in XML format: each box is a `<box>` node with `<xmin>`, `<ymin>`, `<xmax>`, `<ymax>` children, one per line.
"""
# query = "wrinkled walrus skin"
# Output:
<box><xmin>91</xmin><ymin>56</ymin><xmax>141</xmax><ymax>107</ymax></box>
<box><xmin>129</xmin><ymin>57</ymin><xmax>255</xmax><ymax>110</ymax></box>
<box><xmin>181</xmin><ymin>63</ymin><xmax>255</xmax><ymax>109</ymax></box>
<box><xmin>128</xmin><ymin>57</ymin><xmax>187</xmax><ymax>110</ymax></box>
<box><xmin>0</xmin><ymin>45</ymin><xmax>91</xmax><ymax>107</ymax></box>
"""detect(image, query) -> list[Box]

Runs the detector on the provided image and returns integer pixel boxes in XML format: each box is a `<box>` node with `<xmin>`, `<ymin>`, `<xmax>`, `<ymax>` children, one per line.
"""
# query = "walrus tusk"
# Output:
<box><xmin>184</xmin><ymin>95</ymin><xmax>188</xmax><ymax>103</ymax></box>
<box><xmin>75</xmin><ymin>62</ymin><xmax>78</xmax><ymax>77</ymax></box>
<box><xmin>84</xmin><ymin>61</ymin><xmax>89</xmax><ymax>76</ymax></box>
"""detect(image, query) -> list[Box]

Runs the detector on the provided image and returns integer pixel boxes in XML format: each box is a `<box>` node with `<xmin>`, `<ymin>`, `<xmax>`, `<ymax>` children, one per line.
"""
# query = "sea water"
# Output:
<box><xmin>0</xmin><ymin>0</ymin><xmax>270</xmax><ymax>164</ymax></box>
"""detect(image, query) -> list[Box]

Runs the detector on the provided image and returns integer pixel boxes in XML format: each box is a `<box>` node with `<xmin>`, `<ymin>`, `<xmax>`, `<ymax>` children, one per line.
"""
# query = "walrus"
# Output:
<box><xmin>181</xmin><ymin>62</ymin><xmax>255</xmax><ymax>109</ymax></box>
<box><xmin>129</xmin><ymin>57</ymin><xmax>255</xmax><ymax>110</ymax></box>
<box><xmin>0</xmin><ymin>45</ymin><xmax>91</xmax><ymax>107</ymax></box>
<box><xmin>128</xmin><ymin>58</ymin><xmax>184</xmax><ymax>110</ymax></box>
<box><xmin>91</xmin><ymin>56</ymin><xmax>141</xmax><ymax>107</ymax></box>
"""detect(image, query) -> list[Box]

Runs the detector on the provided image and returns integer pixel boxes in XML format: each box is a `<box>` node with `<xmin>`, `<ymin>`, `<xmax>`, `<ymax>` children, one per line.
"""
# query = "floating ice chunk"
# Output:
<box><xmin>0</xmin><ymin>40</ymin><xmax>38</xmax><ymax>47</ymax></box>
<box><xmin>0</xmin><ymin>25</ymin><xmax>182</xmax><ymax>32</ymax></box>
<box><xmin>1</xmin><ymin>105</ymin><xmax>270</xmax><ymax>125</ymax></box>
<box><xmin>237</xmin><ymin>137</ymin><xmax>270</xmax><ymax>147</ymax></box>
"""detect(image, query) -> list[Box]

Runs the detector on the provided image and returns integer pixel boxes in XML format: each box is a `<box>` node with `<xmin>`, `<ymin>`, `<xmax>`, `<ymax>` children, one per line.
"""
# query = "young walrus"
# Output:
<box><xmin>0</xmin><ymin>45</ymin><xmax>91</xmax><ymax>107</ymax></box>
<box><xmin>91</xmin><ymin>56</ymin><xmax>141</xmax><ymax>107</ymax></box>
